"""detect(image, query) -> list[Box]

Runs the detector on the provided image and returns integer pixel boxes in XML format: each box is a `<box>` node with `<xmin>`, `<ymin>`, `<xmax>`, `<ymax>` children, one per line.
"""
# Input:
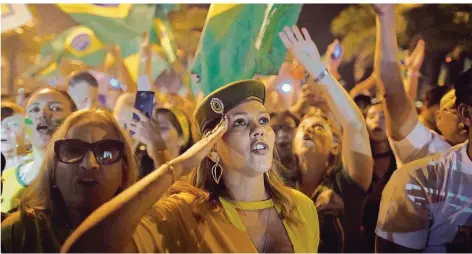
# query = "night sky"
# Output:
<box><xmin>297</xmin><ymin>4</ymin><xmax>354</xmax><ymax>88</ymax></box>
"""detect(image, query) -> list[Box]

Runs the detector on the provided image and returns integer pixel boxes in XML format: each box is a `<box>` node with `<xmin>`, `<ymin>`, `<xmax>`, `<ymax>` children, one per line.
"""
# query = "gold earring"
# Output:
<box><xmin>211</xmin><ymin>157</ymin><xmax>223</xmax><ymax>184</ymax></box>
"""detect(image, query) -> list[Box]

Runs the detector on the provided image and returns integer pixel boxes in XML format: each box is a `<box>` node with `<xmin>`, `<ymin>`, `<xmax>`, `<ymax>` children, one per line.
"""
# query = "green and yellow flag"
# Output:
<box><xmin>56</xmin><ymin>4</ymin><xmax>155</xmax><ymax>44</ymax></box>
<box><xmin>191</xmin><ymin>4</ymin><xmax>302</xmax><ymax>95</ymax></box>
<box><xmin>40</xmin><ymin>25</ymin><xmax>108</xmax><ymax>67</ymax></box>
<box><xmin>150</xmin><ymin>7</ymin><xmax>178</xmax><ymax>64</ymax></box>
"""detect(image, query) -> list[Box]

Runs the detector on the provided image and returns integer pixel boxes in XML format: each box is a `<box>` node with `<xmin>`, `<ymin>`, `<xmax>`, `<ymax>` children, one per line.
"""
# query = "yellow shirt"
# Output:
<box><xmin>1</xmin><ymin>166</ymin><xmax>27</xmax><ymax>213</ymax></box>
<box><xmin>133</xmin><ymin>186</ymin><xmax>319</xmax><ymax>253</ymax></box>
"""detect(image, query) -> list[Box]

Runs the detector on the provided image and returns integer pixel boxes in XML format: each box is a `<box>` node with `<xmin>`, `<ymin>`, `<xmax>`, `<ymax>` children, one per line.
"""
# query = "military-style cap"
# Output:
<box><xmin>194</xmin><ymin>79</ymin><xmax>266</xmax><ymax>133</ymax></box>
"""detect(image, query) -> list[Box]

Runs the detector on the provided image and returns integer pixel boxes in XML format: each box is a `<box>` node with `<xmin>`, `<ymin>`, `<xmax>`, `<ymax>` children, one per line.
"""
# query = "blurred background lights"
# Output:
<box><xmin>281</xmin><ymin>82</ymin><xmax>292</xmax><ymax>93</ymax></box>
<box><xmin>109</xmin><ymin>77</ymin><xmax>120</xmax><ymax>88</ymax></box>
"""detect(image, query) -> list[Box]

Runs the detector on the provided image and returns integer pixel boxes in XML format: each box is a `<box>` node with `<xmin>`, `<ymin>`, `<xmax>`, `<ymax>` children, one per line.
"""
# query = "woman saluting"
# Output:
<box><xmin>62</xmin><ymin>79</ymin><xmax>319</xmax><ymax>253</ymax></box>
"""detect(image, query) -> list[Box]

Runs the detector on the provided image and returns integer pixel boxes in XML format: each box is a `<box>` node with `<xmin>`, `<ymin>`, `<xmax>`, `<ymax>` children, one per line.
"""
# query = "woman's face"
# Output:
<box><xmin>1</xmin><ymin>114</ymin><xmax>25</xmax><ymax>154</ymax></box>
<box><xmin>366</xmin><ymin>104</ymin><xmax>387</xmax><ymax>142</ymax></box>
<box><xmin>215</xmin><ymin>100</ymin><xmax>275</xmax><ymax>177</ymax></box>
<box><xmin>26</xmin><ymin>90</ymin><xmax>74</xmax><ymax>150</ymax></box>
<box><xmin>55</xmin><ymin>120</ymin><xmax>124</xmax><ymax>212</ymax></box>
<box><xmin>155</xmin><ymin>112</ymin><xmax>184</xmax><ymax>156</ymax></box>
<box><xmin>293</xmin><ymin>115</ymin><xmax>334</xmax><ymax>167</ymax></box>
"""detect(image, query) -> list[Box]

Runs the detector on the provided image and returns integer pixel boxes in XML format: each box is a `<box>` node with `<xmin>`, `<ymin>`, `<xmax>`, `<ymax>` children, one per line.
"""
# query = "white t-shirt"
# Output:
<box><xmin>376</xmin><ymin>141</ymin><xmax>472</xmax><ymax>252</ymax></box>
<box><xmin>388</xmin><ymin>120</ymin><xmax>451</xmax><ymax>167</ymax></box>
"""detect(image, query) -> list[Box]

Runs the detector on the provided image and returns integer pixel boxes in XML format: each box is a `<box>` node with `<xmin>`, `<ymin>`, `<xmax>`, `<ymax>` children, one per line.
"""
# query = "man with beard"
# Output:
<box><xmin>1</xmin><ymin>88</ymin><xmax>76</xmax><ymax>213</ymax></box>
<box><xmin>269</xmin><ymin>111</ymin><xmax>299</xmax><ymax>186</ymax></box>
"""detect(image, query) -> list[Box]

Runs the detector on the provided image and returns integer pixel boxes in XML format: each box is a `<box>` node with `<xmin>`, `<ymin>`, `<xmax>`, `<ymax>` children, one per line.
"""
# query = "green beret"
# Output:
<box><xmin>194</xmin><ymin>79</ymin><xmax>266</xmax><ymax>133</ymax></box>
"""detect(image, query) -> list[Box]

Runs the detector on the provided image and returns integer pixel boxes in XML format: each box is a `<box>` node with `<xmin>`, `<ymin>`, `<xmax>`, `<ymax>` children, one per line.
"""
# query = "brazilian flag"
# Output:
<box><xmin>56</xmin><ymin>4</ymin><xmax>155</xmax><ymax>45</ymax></box>
<box><xmin>35</xmin><ymin>25</ymin><xmax>107</xmax><ymax>84</ymax></box>
<box><xmin>191</xmin><ymin>4</ymin><xmax>302</xmax><ymax>95</ymax></box>
<box><xmin>40</xmin><ymin>25</ymin><xmax>108</xmax><ymax>67</ymax></box>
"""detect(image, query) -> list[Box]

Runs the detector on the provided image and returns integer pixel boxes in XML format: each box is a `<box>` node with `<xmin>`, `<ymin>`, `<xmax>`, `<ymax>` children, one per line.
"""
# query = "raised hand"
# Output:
<box><xmin>171</xmin><ymin>115</ymin><xmax>228</xmax><ymax>177</ymax></box>
<box><xmin>279</xmin><ymin>26</ymin><xmax>321</xmax><ymax>66</ymax></box>
<box><xmin>325</xmin><ymin>39</ymin><xmax>344</xmax><ymax>76</ymax></box>
<box><xmin>405</xmin><ymin>39</ymin><xmax>425</xmax><ymax>72</ymax></box>
<box><xmin>127</xmin><ymin>108</ymin><xmax>166</xmax><ymax>151</ymax></box>
<box><xmin>371</xmin><ymin>4</ymin><xmax>395</xmax><ymax>16</ymax></box>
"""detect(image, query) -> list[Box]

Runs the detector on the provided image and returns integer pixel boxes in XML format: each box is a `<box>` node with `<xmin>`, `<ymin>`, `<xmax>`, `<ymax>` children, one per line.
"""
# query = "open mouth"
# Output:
<box><xmin>373</xmin><ymin>127</ymin><xmax>383</xmax><ymax>132</ymax></box>
<box><xmin>36</xmin><ymin>123</ymin><xmax>52</xmax><ymax>134</ymax></box>
<box><xmin>300</xmin><ymin>133</ymin><xmax>315</xmax><ymax>148</ymax></box>
<box><xmin>251</xmin><ymin>140</ymin><xmax>269</xmax><ymax>155</ymax></box>
<box><xmin>303</xmin><ymin>133</ymin><xmax>313</xmax><ymax>141</ymax></box>
<box><xmin>77</xmin><ymin>178</ymin><xmax>99</xmax><ymax>187</ymax></box>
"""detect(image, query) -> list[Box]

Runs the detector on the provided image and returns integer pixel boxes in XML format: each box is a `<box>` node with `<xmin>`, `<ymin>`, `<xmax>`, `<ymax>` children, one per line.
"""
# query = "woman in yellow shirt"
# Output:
<box><xmin>62</xmin><ymin>79</ymin><xmax>320</xmax><ymax>253</ymax></box>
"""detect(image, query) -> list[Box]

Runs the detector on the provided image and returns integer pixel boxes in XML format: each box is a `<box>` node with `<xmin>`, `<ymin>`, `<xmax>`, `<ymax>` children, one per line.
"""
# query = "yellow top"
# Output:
<box><xmin>133</xmin><ymin>186</ymin><xmax>319</xmax><ymax>253</ymax></box>
<box><xmin>1</xmin><ymin>166</ymin><xmax>27</xmax><ymax>213</ymax></box>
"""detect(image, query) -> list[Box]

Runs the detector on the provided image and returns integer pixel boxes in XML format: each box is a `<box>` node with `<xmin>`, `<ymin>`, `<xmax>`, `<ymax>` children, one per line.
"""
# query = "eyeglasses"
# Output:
<box><xmin>54</xmin><ymin>139</ymin><xmax>124</xmax><ymax>165</ymax></box>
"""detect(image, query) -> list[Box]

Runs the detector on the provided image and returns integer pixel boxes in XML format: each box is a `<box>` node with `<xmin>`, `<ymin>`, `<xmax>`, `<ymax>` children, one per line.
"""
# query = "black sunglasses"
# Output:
<box><xmin>54</xmin><ymin>139</ymin><xmax>125</xmax><ymax>165</ymax></box>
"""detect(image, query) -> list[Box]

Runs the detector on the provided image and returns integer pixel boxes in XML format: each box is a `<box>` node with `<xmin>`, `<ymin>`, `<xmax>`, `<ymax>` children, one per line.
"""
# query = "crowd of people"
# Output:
<box><xmin>1</xmin><ymin>4</ymin><xmax>471</xmax><ymax>253</ymax></box>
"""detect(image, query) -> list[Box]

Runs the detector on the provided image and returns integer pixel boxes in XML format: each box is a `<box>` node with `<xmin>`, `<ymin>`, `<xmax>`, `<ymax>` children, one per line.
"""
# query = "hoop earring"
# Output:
<box><xmin>211</xmin><ymin>157</ymin><xmax>223</xmax><ymax>184</ymax></box>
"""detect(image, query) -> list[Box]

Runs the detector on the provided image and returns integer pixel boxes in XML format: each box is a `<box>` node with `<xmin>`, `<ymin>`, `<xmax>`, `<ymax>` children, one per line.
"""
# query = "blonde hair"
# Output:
<box><xmin>19</xmin><ymin>108</ymin><xmax>138</xmax><ymax>218</ymax></box>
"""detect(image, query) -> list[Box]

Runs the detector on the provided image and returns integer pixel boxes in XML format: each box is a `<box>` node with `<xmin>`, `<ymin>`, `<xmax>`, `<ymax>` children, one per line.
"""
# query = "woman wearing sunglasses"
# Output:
<box><xmin>61</xmin><ymin>80</ymin><xmax>319</xmax><ymax>253</ymax></box>
<box><xmin>1</xmin><ymin>109</ymin><xmax>138</xmax><ymax>252</ymax></box>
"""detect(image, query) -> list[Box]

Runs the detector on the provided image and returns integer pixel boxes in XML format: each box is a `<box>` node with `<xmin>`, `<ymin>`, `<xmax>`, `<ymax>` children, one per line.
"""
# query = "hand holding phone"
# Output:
<box><xmin>132</xmin><ymin>76</ymin><xmax>155</xmax><ymax>127</ymax></box>
<box><xmin>331</xmin><ymin>44</ymin><xmax>343</xmax><ymax>60</ymax></box>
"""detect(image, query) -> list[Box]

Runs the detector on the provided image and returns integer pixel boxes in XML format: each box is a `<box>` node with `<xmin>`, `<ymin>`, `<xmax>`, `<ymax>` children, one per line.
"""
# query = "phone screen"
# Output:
<box><xmin>133</xmin><ymin>91</ymin><xmax>155</xmax><ymax>122</ymax></box>
<box><xmin>331</xmin><ymin>44</ymin><xmax>343</xmax><ymax>60</ymax></box>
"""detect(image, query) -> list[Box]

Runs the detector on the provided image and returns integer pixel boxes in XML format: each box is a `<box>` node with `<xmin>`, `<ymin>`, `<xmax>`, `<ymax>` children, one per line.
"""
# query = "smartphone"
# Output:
<box><xmin>133</xmin><ymin>76</ymin><xmax>155</xmax><ymax>122</ymax></box>
<box><xmin>331</xmin><ymin>44</ymin><xmax>343</xmax><ymax>60</ymax></box>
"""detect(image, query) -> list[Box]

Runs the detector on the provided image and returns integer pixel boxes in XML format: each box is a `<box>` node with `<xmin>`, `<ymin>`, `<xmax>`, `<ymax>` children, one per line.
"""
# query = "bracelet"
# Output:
<box><xmin>407</xmin><ymin>71</ymin><xmax>420</xmax><ymax>78</ymax></box>
<box><xmin>314</xmin><ymin>69</ymin><xmax>329</xmax><ymax>83</ymax></box>
<box><xmin>164</xmin><ymin>163</ymin><xmax>177</xmax><ymax>183</ymax></box>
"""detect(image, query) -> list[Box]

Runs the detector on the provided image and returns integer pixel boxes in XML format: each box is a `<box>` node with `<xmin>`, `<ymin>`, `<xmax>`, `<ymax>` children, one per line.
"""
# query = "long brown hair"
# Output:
<box><xmin>19</xmin><ymin>109</ymin><xmax>138</xmax><ymax>220</ymax></box>
<box><xmin>171</xmin><ymin>115</ymin><xmax>302</xmax><ymax>227</ymax></box>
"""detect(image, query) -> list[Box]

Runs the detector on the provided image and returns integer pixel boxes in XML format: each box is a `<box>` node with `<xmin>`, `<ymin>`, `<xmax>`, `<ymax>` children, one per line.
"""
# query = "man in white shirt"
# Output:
<box><xmin>389</xmin><ymin>89</ymin><xmax>468</xmax><ymax>166</ymax></box>
<box><xmin>371</xmin><ymin>4</ymin><xmax>468</xmax><ymax>168</ymax></box>
<box><xmin>375</xmin><ymin>66</ymin><xmax>472</xmax><ymax>252</ymax></box>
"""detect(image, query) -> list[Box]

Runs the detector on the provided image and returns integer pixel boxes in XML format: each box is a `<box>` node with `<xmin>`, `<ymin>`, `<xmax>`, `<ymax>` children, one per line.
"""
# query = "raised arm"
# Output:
<box><xmin>349</xmin><ymin>73</ymin><xmax>377</xmax><ymax>98</ymax></box>
<box><xmin>61</xmin><ymin>118</ymin><xmax>228</xmax><ymax>253</ymax></box>
<box><xmin>403</xmin><ymin>39</ymin><xmax>425</xmax><ymax>101</ymax></box>
<box><xmin>372</xmin><ymin>4</ymin><xmax>418</xmax><ymax>141</ymax></box>
<box><xmin>280</xmin><ymin>26</ymin><xmax>373</xmax><ymax>190</ymax></box>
